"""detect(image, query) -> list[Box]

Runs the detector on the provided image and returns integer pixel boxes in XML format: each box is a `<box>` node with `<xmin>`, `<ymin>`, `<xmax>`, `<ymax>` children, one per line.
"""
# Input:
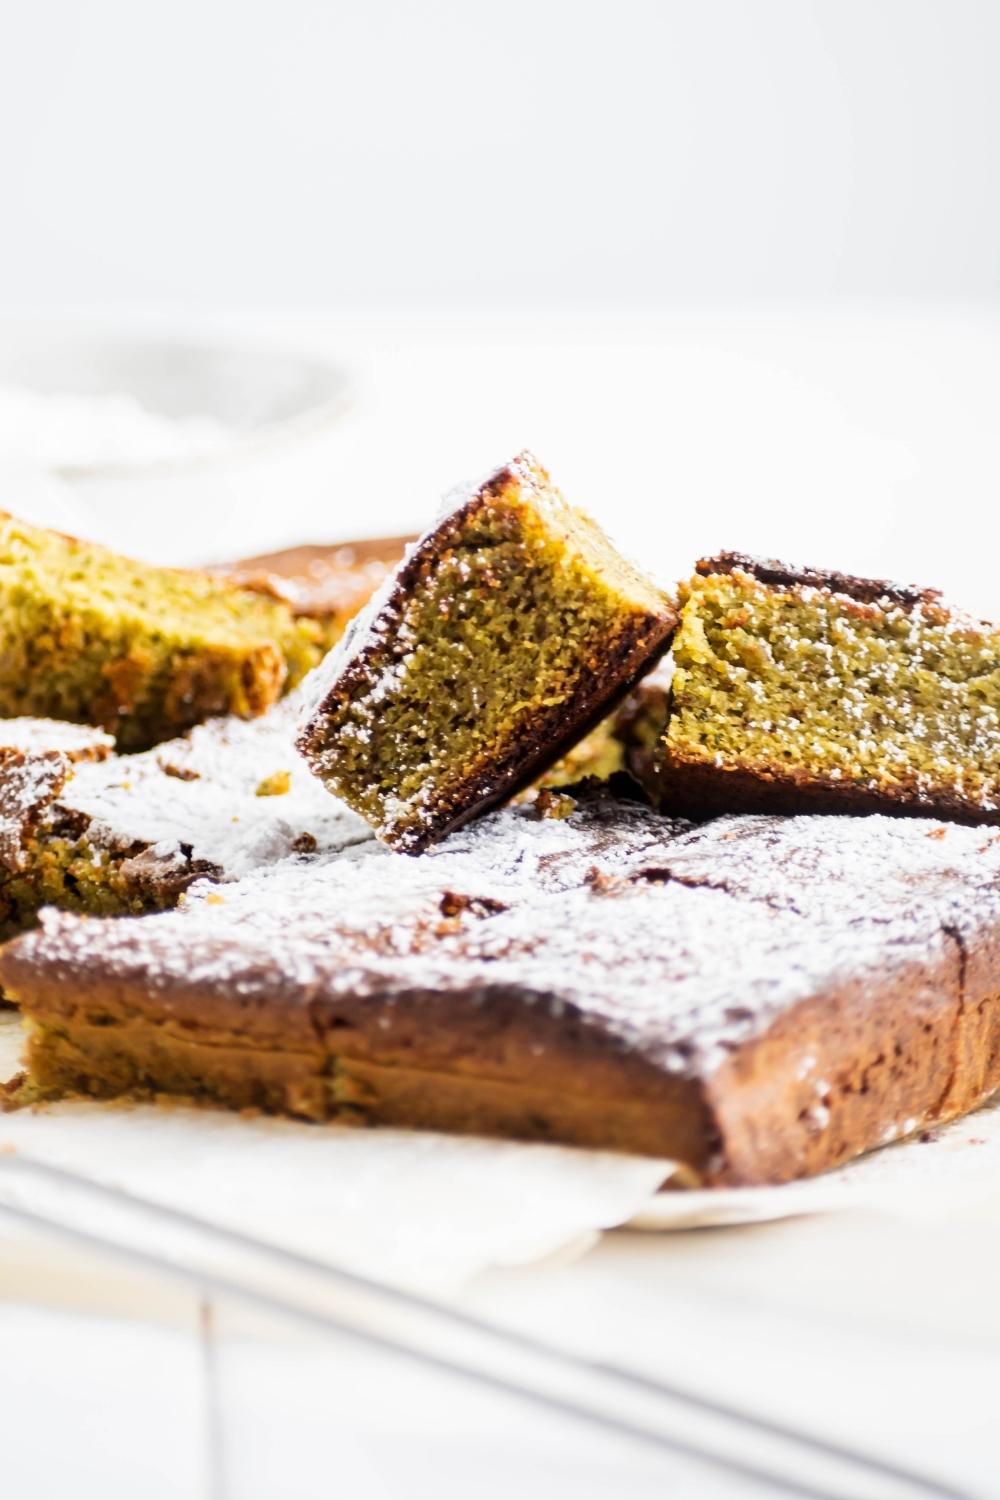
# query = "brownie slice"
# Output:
<box><xmin>296</xmin><ymin>452</ymin><xmax>678</xmax><ymax>851</ymax></box>
<box><xmin>0</xmin><ymin>511</ymin><xmax>325</xmax><ymax>749</ymax></box>
<box><xmin>648</xmin><ymin>552</ymin><xmax>1000</xmax><ymax>823</ymax></box>
<box><xmin>5</xmin><ymin>792</ymin><xmax>1000</xmax><ymax>1187</ymax></box>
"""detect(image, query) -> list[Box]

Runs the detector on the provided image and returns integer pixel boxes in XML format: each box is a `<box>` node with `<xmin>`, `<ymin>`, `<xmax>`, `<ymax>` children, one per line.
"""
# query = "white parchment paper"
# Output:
<box><xmin>632</xmin><ymin>1097</ymin><xmax>1000</xmax><ymax>1229</ymax></box>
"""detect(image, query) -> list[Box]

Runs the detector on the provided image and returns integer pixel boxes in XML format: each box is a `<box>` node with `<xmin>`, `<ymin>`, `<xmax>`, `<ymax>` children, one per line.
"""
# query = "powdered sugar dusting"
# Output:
<box><xmin>0</xmin><ymin>720</ymin><xmax>114</xmax><ymax>757</ymax></box>
<box><xmin>0</xmin><ymin>754</ymin><xmax>74</xmax><ymax>873</ymax></box>
<box><xmin>54</xmin><ymin>691</ymin><xmax>370</xmax><ymax>880</ymax></box>
<box><xmin>0</xmin><ymin>719</ymin><xmax>116</xmax><ymax>872</ymax></box>
<box><xmin>639</xmin><ymin>813</ymin><xmax>1000</xmax><ymax>926</ymax></box>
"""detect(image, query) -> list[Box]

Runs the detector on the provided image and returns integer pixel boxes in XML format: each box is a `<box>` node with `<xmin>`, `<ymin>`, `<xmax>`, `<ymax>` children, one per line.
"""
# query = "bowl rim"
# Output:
<box><xmin>0</xmin><ymin>324</ymin><xmax>355</xmax><ymax>482</ymax></box>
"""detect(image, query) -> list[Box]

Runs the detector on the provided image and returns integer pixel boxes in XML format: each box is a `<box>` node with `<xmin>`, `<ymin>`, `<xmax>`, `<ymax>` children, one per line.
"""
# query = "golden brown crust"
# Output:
<box><xmin>706</xmin><ymin>948</ymin><xmax>966</xmax><ymax>1183</ymax></box>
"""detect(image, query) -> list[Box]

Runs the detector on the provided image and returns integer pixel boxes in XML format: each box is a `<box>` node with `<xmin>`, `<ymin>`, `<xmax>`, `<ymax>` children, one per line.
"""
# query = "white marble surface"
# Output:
<box><xmin>2</xmin><ymin>307</ymin><xmax>1000</xmax><ymax>1499</ymax></box>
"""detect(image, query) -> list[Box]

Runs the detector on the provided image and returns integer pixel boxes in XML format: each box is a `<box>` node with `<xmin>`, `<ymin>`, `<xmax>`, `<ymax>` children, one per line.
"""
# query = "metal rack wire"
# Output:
<box><xmin>0</xmin><ymin>1156</ymin><xmax>972</xmax><ymax>1500</ymax></box>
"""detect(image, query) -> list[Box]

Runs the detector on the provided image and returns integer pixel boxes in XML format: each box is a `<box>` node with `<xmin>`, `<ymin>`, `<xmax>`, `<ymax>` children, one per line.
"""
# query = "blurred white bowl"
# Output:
<box><xmin>0</xmin><ymin>329</ymin><xmax>354</xmax><ymax>566</ymax></box>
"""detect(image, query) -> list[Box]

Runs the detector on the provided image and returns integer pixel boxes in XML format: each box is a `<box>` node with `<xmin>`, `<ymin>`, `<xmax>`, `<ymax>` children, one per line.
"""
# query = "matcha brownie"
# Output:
<box><xmin>0</xmin><ymin>697</ymin><xmax>370</xmax><ymax>939</ymax></box>
<box><xmin>0</xmin><ymin>511</ymin><xmax>324</xmax><ymax>749</ymax></box>
<box><xmin>297</xmin><ymin>452</ymin><xmax>678</xmax><ymax>851</ymax></box>
<box><xmin>5</xmin><ymin>792</ymin><xmax>1000</xmax><ymax>1186</ymax></box>
<box><xmin>646</xmin><ymin>552</ymin><xmax>1000</xmax><ymax>823</ymax></box>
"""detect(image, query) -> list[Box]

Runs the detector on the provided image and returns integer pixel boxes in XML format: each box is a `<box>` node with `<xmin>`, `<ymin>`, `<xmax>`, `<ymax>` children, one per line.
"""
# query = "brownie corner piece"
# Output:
<box><xmin>0</xmin><ymin>509</ymin><xmax>326</xmax><ymax>749</ymax></box>
<box><xmin>296</xmin><ymin>451</ymin><xmax>678</xmax><ymax>851</ymax></box>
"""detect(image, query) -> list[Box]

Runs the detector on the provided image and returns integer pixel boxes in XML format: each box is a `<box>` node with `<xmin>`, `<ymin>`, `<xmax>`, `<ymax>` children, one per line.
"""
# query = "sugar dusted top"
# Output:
<box><xmin>55</xmin><ymin>692</ymin><xmax>370</xmax><ymax>880</ymax></box>
<box><xmin>0</xmin><ymin>718</ymin><xmax>114</xmax><ymax>758</ymax></box>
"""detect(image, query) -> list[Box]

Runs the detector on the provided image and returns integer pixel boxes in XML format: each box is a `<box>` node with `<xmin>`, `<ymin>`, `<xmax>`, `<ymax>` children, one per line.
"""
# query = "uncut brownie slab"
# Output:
<box><xmin>5</xmin><ymin>791</ymin><xmax>1000</xmax><ymax>1187</ymax></box>
<box><xmin>297</xmin><ymin>452</ymin><xmax>678</xmax><ymax>851</ymax></box>
<box><xmin>0</xmin><ymin>698</ymin><xmax>369</xmax><ymax>937</ymax></box>
<box><xmin>0</xmin><ymin>511</ymin><xmax>324</xmax><ymax>749</ymax></box>
<box><xmin>649</xmin><ymin>552</ymin><xmax>1000</xmax><ymax>823</ymax></box>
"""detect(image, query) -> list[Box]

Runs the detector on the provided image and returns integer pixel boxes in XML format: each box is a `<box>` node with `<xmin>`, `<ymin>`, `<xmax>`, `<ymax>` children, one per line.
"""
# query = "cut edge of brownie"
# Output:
<box><xmin>5</xmin><ymin>966</ymin><xmax>717</xmax><ymax>1170</ymax></box>
<box><xmin>386</xmin><ymin>631</ymin><xmax>676</xmax><ymax>851</ymax></box>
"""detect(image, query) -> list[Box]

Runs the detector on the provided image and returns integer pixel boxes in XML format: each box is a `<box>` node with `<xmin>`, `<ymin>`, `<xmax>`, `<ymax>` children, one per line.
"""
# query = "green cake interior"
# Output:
<box><xmin>0</xmin><ymin>830</ymin><xmax>179</xmax><ymax>943</ymax></box>
<box><xmin>308</xmin><ymin>465</ymin><xmax>672</xmax><ymax>845</ymax></box>
<box><xmin>0</xmin><ymin>514</ymin><xmax>323</xmax><ymax>749</ymax></box>
<box><xmin>666</xmin><ymin>568</ymin><xmax>1000</xmax><ymax>806</ymax></box>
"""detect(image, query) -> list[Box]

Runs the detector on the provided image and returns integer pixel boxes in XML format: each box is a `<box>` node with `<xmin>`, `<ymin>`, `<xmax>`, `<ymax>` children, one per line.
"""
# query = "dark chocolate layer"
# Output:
<box><xmin>647</xmin><ymin>752</ymin><xmax>1000</xmax><ymax>828</ymax></box>
<box><xmin>698</xmin><ymin>551</ymin><xmax>938</xmax><ymax>609</ymax></box>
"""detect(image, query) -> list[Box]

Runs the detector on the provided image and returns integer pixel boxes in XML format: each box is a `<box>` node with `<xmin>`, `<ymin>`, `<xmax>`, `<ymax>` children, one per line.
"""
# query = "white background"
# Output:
<box><xmin>1</xmin><ymin>0</ymin><xmax>997</xmax><ymax>312</ymax></box>
<box><xmin>1</xmin><ymin>0</ymin><xmax>998</xmax><ymax>606</ymax></box>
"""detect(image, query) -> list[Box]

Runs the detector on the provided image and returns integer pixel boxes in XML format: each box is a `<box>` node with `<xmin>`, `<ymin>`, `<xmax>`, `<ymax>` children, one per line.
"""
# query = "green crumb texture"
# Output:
<box><xmin>0</xmin><ymin>512</ymin><xmax>323</xmax><ymax>750</ymax></box>
<box><xmin>661</xmin><ymin>558</ymin><xmax>1000</xmax><ymax>817</ymax></box>
<box><xmin>0</xmin><ymin>835</ymin><xmax>177</xmax><ymax>943</ymax></box>
<box><xmin>298</xmin><ymin>451</ymin><xmax>677</xmax><ymax>850</ymax></box>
